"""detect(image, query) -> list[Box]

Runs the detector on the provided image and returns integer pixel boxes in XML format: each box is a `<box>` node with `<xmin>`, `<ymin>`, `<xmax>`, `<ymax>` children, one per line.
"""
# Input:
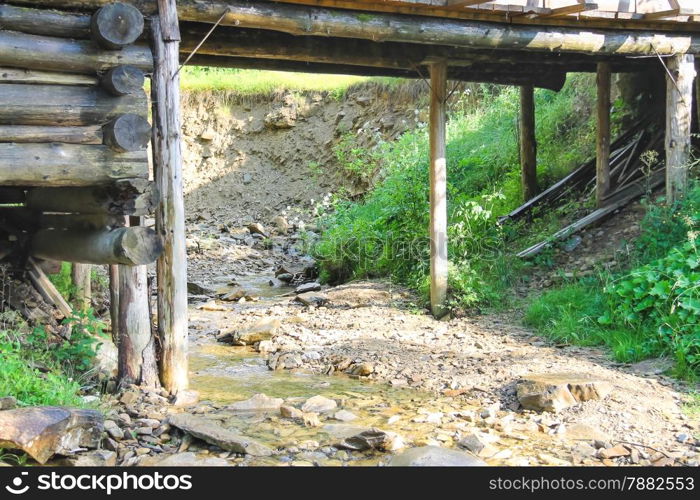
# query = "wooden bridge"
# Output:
<box><xmin>0</xmin><ymin>0</ymin><xmax>698</xmax><ymax>395</ymax></box>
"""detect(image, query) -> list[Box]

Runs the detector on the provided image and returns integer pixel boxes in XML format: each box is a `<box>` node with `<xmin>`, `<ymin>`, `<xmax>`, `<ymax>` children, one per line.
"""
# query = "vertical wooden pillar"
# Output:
<box><xmin>117</xmin><ymin>217</ymin><xmax>159</xmax><ymax>387</ymax></box>
<box><xmin>596</xmin><ymin>62</ymin><xmax>612</xmax><ymax>208</ymax></box>
<box><xmin>109</xmin><ymin>264</ymin><xmax>120</xmax><ymax>342</ymax></box>
<box><xmin>429</xmin><ymin>61</ymin><xmax>448</xmax><ymax>318</ymax></box>
<box><xmin>519</xmin><ymin>85</ymin><xmax>537</xmax><ymax>201</ymax></box>
<box><xmin>666</xmin><ymin>54</ymin><xmax>695</xmax><ymax>204</ymax></box>
<box><xmin>71</xmin><ymin>263</ymin><xmax>91</xmax><ymax>312</ymax></box>
<box><xmin>151</xmin><ymin>0</ymin><xmax>188</xmax><ymax>393</ymax></box>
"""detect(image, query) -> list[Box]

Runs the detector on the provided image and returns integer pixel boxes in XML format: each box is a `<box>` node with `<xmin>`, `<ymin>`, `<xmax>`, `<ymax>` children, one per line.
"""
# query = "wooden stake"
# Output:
<box><xmin>151</xmin><ymin>3</ymin><xmax>188</xmax><ymax>393</ymax></box>
<box><xmin>109</xmin><ymin>264</ymin><xmax>120</xmax><ymax>342</ymax></box>
<box><xmin>71</xmin><ymin>263</ymin><xmax>92</xmax><ymax>312</ymax></box>
<box><xmin>666</xmin><ymin>54</ymin><xmax>695</xmax><ymax>204</ymax></box>
<box><xmin>596</xmin><ymin>62</ymin><xmax>612</xmax><ymax>207</ymax></box>
<box><xmin>429</xmin><ymin>61</ymin><xmax>448</xmax><ymax>318</ymax></box>
<box><xmin>520</xmin><ymin>85</ymin><xmax>538</xmax><ymax>201</ymax></box>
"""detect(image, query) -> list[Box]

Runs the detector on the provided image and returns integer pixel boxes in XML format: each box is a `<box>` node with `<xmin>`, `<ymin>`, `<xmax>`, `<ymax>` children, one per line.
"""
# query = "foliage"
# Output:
<box><xmin>315</xmin><ymin>74</ymin><xmax>597</xmax><ymax>309</ymax></box>
<box><xmin>333</xmin><ymin>132</ymin><xmax>385</xmax><ymax>187</ymax></box>
<box><xmin>48</xmin><ymin>262</ymin><xmax>75</xmax><ymax>301</ymax></box>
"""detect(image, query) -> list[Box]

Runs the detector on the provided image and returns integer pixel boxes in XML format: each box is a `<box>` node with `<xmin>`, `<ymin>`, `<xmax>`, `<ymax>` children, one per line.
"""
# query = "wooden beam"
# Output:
<box><xmin>643</xmin><ymin>8</ymin><xmax>693</xmax><ymax>20</ymax></box>
<box><xmin>520</xmin><ymin>84</ymin><xmax>538</xmax><ymax>201</ymax></box>
<box><xmin>0</xmin><ymin>83</ymin><xmax>148</xmax><ymax>126</ymax></box>
<box><xmin>27</xmin><ymin>257</ymin><xmax>73</xmax><ymax>319</ymax></box>
<box><xmin>666</xmin><ymin>54</ymin><xmax>695</xmax><ymax>203</ymax></box>
<box><xmin>152</xmin><ymin>3</ymin><xmax>189</xmax><ymax>394</ymax></box>
<box><xmin>445</xmin><ymin>1</ymin><xmax>487</xmax><ymax>7</ymax></box>
<box><xmin>429</xmin><ymin>60</ymin><xmax>448</xmax><ymax>318</ymax></box>
<box><xmin>0</xmin><ymin>143</ymin><xmax>148</xmax><ymax>187</ymax></box>
<box><xmin>596</xmin><ymin>62</ymin><xmax>612</xmax><ymax>207</ymax></box>
<box><xmin>0</xmin><ymin>125</ymin><xmax>102</xmax><ymax>144</ymax></box>
<box><xmin>0</xmin><ymin>30</ymin><xmax>153</xmax><ymax>76</ymax></box>
<box><xmin>544</xmin><ymin>3</ymin><xmax>598</xmax><ymax>18</ymax></box>
<box><xmin>0</xmin><ymin>3</ymin><xmax>91</xmax><ymax>39</ymax></box>
<box><xmin>0</xmin><ymin>67</ymin><xmax>98</xmax><ymax>86</ymax></box>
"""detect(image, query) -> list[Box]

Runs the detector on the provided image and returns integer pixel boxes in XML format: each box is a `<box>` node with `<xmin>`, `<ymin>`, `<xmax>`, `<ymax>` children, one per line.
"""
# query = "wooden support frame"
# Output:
<box><xmin>151</xmin><ymin>0</ymin><xmax>189</xmax><ymax>393</ymax></box>
<box><xmin>71</xmin><ymin>263</ymin><xmax>91</xmax><ymax>313</ymax></box>
<box><xmin>665</xmin><ymin>54</ymin><xmax>696</xmax><ymax>204</ymax></box>
<box><xmin>429</xmin><ymin>61</ymin><xmax>448</xmax><ymax>318</ymax></box>
<box><xmin>596</xmin><ymin>62</ymin><xmax>612</xmax><ymax>207</ymax></box>
<box><xmin>520</xmin><ymin>84</ymin><xmax>538</xmax><ymax>201</ymax></box>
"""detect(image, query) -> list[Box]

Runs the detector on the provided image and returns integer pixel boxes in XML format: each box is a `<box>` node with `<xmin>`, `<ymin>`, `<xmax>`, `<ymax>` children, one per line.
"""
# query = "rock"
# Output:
<box><xmin>599</xmin><ymin>444</ymin><xmax>631</xmax><ymax>459</ymax></box>
<box><xmin>140</xmin><ymin>452</ymin><xmax>228</xmax><ymax>467</ymax></box>
<box><xmin>389</xmin><ymin>446</ymin><xmax>486</xmax><ymax>467</ymax></box>
<box><xmin>303</xmin><ymin>412</ymin><xmax>321</xmax><ymax>427</ymax></box>
<box><xmin>0</xmin><ymin>396</ymin><xmax>17</xmax><ymax>410</ymax></box>
<box><xmin>458</xmin><ymin>434</ymin><xmax>487</xmax><ymax>455</ymax></box>
<box><xmin>219</xmin><ymin>287</ymin><xmax>249</xmax><ymax>302</ymax></box>
<box><xmin>187</xmin><ymin>282</ymin><xmax>214</xmax><ymax>295</ymax></box>
<box><xmin>336</xmin><ymin>429</ymin><xmax>405</xmax><ymax>452</ymax></box>
<box><xmin>94</xmin><ymin>338</ymin><xmax>118</xmax><ymax>378</ymax></box>
<box><xmin>516</xmin><ymin>373</ymin><xmax>612</xmax><ymax>412</ymax></box>
<box><xmin>348</xmin><ymin>362</ymin><xmax>374</xmax><ymax>377</ymax></box>
<box><xmin>295</xmin><ymin>292</ymin><xmax>328</xmax><ymax>307</ymax></box>
<box><xmin>201</xmin><ymin>145</ymin><xmax>213</xmax><ymax>159</ymax></box>
<box><xmin>199</xmin><ymin>128</ymin><xmax>216</xmax><ymax>141</ymax></box>
<box><xmin>272</xmin><ymin>216</ymin><xmax>290</xmax><ymax>234</ymax></box>
<box><xmin>676</xmin><ymin>433</ymin><xmax>691</xmax><ymax>443</ymax></box>
<box><xmin>233</xmin><ymin>318</ymin><xmax>281</xmax><ymax>346</ymax></box>
<box><xmin>264</xmin><ymin>104</ymin><xmax>297</xmax><ymax>129</ymax></box>
<box><xmin>247</xmin><ymin>222</ymin><xmax>267</xmax><ymax>237</ymax></box>
<box><xmin>168</xmin><ymin>413</ymin><xmax>272</xmax><ymax>456</ymax></box>
<box><xmin>227</xmin><ymin>393</ymin><xmax>284</xmax><ymax>413</ymax></box>
<box><xmin>302</xmin><ymin>395</ymin><xmax>337</xmax><ymax>413</ymax></box>
<box><xmin>0</xmin><ymin>407</ymin><xmax>103</xmax><ymax>464</ymax></box>
<box><xmin>563</xmin><ymin>423</ymin><xmax>610</xmax><ymax>442</ymax></box>
<box><xmin>295</xmin><ymin>282</ymin><xmax>321</xmax><ymax>294</ymax></box>
<box><xmin>59</xmin><ymin>450</ymin><xmax>117</xmax><ymax>467</ymax></box>
<box><xmin>171</xmin><ymin>390</ymin><xmax>200</xmax><ymax>408</ymax></box>
<box><xmin>280</xmin><ymin>405</ymin><xmax>303</xmax><ymax>419</ymax></box>
<box><xmin>333</xmin><ymin>410</ymin><xmax>358</xmax><ymax>422</ymax></box>
<box><xmin>277</xmin><ymin>273</ymin><xmax>294</xmax><ymax>283</ymax></box>
<box><xmin>243</xmin><ymin>172</ymin><xmax>253</xmax><ymax>185</ymax></box>
<box><xmin>104</xmin><ymin>420</ymin><xmax>124</xmax><ymax>440</ymax></box>
<box><xmin>268</xmin><ymin>352</ymin><xmax>303</xmax><ymax>370</ymax></box>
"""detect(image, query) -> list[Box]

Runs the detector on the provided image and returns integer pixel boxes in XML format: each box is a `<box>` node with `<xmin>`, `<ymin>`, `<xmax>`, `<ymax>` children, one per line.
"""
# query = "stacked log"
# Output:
<box><xmin>0</xmin><ymin>2</ymin><xmax>160</xmax><ymax>266</ymax></box>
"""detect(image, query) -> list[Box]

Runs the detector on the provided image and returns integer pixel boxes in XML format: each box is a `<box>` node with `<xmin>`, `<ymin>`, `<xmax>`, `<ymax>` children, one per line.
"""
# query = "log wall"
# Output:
<box><xmin>0</xmin><ymin>2</ymin><xmax>160</xmax><ymax>266</ymax></box>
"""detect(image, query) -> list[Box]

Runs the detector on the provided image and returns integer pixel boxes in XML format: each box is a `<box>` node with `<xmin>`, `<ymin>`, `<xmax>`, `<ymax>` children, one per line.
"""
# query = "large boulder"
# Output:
<box><xmin>0</xmin><ymin>407</ymin><xmax>103</xmax><ymax>464</ymax></box>
<box><xmin>233</xmin><ymin>318</ymin><xmax>281</xmax><ymax>346</ymax></box>
<box><xmin>516</xmin><ymin>373</ymin><xmax>612</xmax><ymax>413</ymax></box>
<box><xmin>389</xmin><ymin>446</ymin><xmax>486</xmax><ymax>467</ymax></box>
<box><xmin>168</xmin><ymin>413</ymin><xmax>272</xmax><ymax>456</ymax></box>
<box><xmin>301</xmin><ymin>395</ymin><xmax>337</xmax><ymax>413</ymax></box>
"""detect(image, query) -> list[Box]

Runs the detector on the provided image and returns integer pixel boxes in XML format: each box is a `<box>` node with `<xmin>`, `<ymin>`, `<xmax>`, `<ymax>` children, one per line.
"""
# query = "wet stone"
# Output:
<box><xmin>389</xmin><ymin>446</ymin><xmax>486</xmax><ymax>467</ymax></box>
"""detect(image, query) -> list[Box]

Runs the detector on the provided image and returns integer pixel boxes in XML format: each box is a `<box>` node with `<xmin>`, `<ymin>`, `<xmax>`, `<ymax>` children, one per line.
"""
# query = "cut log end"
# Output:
<box><xmin>103</xmin><ymin>114</ymin><xmax>152</xmax><ymax>152</ymax></box>
<box><xmin>120</xmin><ymin>226</ymin><xmax>164</xmax><ymax>266</ymax></box>
<box><xmin>101</xmin><ymin>65</ymin><xmax>145</xmax><ymax>96</ymax></box>
<box><xmin>91</xmin><ymin>2</ymin><xmax>145</xmax><ymax>50</ymax></box>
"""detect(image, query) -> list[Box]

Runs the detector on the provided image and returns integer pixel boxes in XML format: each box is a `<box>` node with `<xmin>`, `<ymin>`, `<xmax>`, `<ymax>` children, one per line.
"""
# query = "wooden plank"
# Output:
<box><xmin>27</xmin><ymin>257</ymin><xmax>73</xmax><ymax>318</ymax></box>
<box><xmin>445</xmin><ymin>1</ymin><xmax>487</xmax><ymax>7</ymax></box>
<box><xmin>152</xmin><ymin>5</ymin><xmax>189</xmax><ymax>393</ymax></box>
<box><xmin>429</xmin><ymin>60</ymin><xmax>448</xmax><ymax>318</ymax></box>
<box><xmin>520</xmin><ymin>84</ymin><xmax>538</xmax><ymax>201</ymax></box>
<box><xmin>0</xmin><ymin>67</ymin><xmax>98</xmax><ymax>86</ymax></box>
<box><xmin>596</xmin><ymin>62</ymin><xmax>611</xmax><ymax>207</ymax></box>
<box><xmin>544</xmin><ymin>3</ymin><xmax>598</xmax><ymax>18</ymax></box>
<box><xmin>0</xmin><ymin>3</ymin><xmax>91</xmax><ymax>39</ymax></box>
<box><xmin>643</xmin><ymin>8</ymin><xmax>693</xmax><ymax>20</ymax></box>
<box><xmin>666</xmin><ymin>54</ymin><xmax>695</xmax><ymax>203</ymax></box>
<box><xmin>0</xmin><ymin>125</ymin><xmax>102</xmax><ymax>144</ymax></box>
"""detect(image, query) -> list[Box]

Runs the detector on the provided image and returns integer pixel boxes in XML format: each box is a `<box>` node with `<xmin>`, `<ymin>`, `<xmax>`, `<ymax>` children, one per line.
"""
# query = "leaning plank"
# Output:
<box><xmin>0</xmin><ymin>84</ymin><xmax>147</xmax><ymax>126</ymax></box>
<box><xmin>27</xmin><ymin>257</ymin><xmax>73</xmax><ymax>318</ymax></box>
<box><xmin>31</xmin><ymin>226</ymin><xmax>163</xmax><ymax>265</ymax></box>
<box><xmin>26</xmin><ymin>179</ymin><xmax>156</xmax><ymax>216</ymax></box>
<box><xmin>0</xmin><ymin>30</ymin><xmax>154</xmax><ymax>75</ymax></box>
<box><xmin>0</xmin><ymin>125</ymin><xmax>102</xmax><ymax>144</ymax></box>
<box><xmin>0</xmin><ymin>4</ymin><xmax>91</xmax><ymax>39</ymax></box>
<box><xmin>517</xmin><ymin>174</ymin><xmax>664</xmax><ymax>259</ymax></box>
<box><xmin>0</xmin><ymin>143</ymin><xmax>148</xmax><ymax>187</ymax></box>
<box><xmin>0</xmin><ymin>67</ymin><xmax>98</xmax><ymax>85</ymax></box>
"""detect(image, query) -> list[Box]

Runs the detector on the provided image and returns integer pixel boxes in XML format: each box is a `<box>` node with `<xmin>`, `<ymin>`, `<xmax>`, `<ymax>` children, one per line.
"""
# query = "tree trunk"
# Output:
<box><xmin>0</xmin><ymin>83</ymin><xmax>147</xmax><ymax>126</ymax></box>
<box><xmin>26</xmin><ymin>179</ymin><xmax>156</xmax><ymax>216</ymax></box>
<box><xmin>0</xmin><ymin>125</ymin><xmax>102</xmax><ymax>144</ymax></box>
<box><xmin>0</xmin><ymin>30</ymin><xmax>153</xmax><ymax>75</ymax></box>
<box><xmin>152</xmin><ymin>5</ymin><xmax>189</xmax><ymax>393</ymax></box>
<box><xmin>519</xmin><ymin>85</ymin><xmax>538</xmax><ymax>201</ymax></box>
<box><xmin>429</xmin><ymin>61</ymin><xmax>448</xmax><ymax>318</ymax></box>
<box><xmin>666</xmin><ymin>54</ymin><xmax>695</xmax><ymax>203</ymax></box>
<box><xmin>0</xmin><ymin>143</ymin><xmax>148</xmax><ymax>187</ymax></box>
<box><xmin>31</xmin><ymin>226</ymin><xmax>163</xmax><ymax>265</ymax></box>
<box><xmin>71</xmin><ymin>263</ymin><xmax>92</xmax><ymax>312</ymax></box>
<box><xmin>0</xmin><ymin>4</ymin><xmax>91</xmax><ymax>39</ymax></box>
<box><xmin>596</xmin><ymin>62</ymin><xmax>612</xmax><ymax>207</ymax></box>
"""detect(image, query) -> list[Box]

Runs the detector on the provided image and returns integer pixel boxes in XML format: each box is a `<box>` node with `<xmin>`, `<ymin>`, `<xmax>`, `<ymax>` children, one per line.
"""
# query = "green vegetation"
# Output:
<box><xmin>180</xmin><ymin>67</ymin><xmax>377</xmax><ymax>95</ymax></box>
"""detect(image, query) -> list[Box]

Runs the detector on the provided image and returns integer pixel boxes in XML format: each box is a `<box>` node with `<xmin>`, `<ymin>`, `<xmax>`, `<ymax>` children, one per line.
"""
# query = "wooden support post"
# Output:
<box><xmin>117</xmin><ymin>217</ymin><xmax>159</xmax><ymax>388</ymax></box>
<box><xmin>666</xmin><ymin>54</ymin><xmax>696</xmax><ymax>204</ymax></box>
<box><xmin>71</xmin><ymin>263</ymin><xmax>92</xmax><ymax>313</ymax></box>
<box><xmin>151</xmin><ymin>2</ymin><xmax>189</xmax><ymax>393</ymax></box>
<box><xmin>109</xmin><ymin>264</ymin><xmax>120</xmax><ymax>342</ymax></box>
<box><xmin>519</xmin><ymin>85</ymin><xmax>538</xmax><ymax>201</ymax></box>
<box><xmin>596</xmin><ymin>62</ymin><xmax>612</xmax><ymax>207</ymax></box>
<box><xmin>429</xmin><ymin>61</ymin><xmax>448</xmax><ymax>318</ymax></box>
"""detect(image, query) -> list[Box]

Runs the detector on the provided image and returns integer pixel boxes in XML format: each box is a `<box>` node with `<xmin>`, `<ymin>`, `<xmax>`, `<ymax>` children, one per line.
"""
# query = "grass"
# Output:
<box><xmin>180</xmin><ymin>67</ymin><xmax>379</xmax><ymax>95</ymax></box>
